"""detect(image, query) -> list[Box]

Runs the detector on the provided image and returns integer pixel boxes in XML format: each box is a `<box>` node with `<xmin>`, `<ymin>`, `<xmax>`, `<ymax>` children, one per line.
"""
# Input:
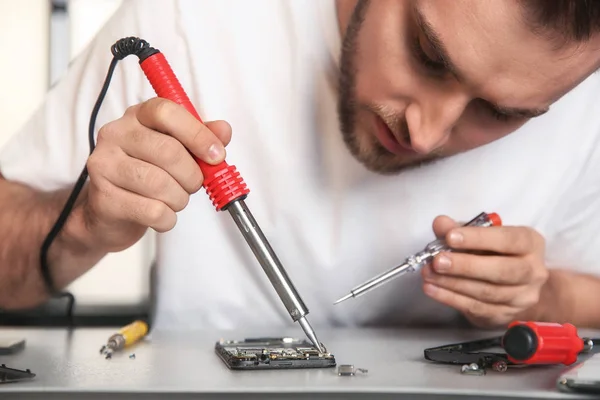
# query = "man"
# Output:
<box><xmin>1</xmin><ymin>0</ymin><xmax>600</xmax><ymax>331</ymax></box>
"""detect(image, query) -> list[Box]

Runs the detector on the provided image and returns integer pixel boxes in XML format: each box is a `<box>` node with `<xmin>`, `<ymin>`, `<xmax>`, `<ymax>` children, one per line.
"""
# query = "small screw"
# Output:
<box><xmin>492</xmin><ymin>361</ymin><xmax>507</xmax><ymax>372</ymax></box>
<box><xmin>129</xmin><ymin>353</ymin><xmax>136</xmax><ymax>359</ymax></box>
<box><xmin>461</xmin><ymin>363</ymin><xmax>485</xmax><ymax>376</ymax></box>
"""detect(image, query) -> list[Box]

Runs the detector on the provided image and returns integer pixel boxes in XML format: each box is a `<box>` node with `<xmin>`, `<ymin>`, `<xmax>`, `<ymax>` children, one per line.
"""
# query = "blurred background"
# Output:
<box><xmin>0</xmin><ymin>0</ymin><xmax>153</xmax><ymax>326</ymax></box>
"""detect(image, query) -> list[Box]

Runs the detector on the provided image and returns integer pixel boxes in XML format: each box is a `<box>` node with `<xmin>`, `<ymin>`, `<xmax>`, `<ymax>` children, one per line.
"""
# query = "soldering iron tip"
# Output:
<box><xmin>333</xmin><ymin>293</ymin><xmax>353</xmax><ymax>305</ymax></box>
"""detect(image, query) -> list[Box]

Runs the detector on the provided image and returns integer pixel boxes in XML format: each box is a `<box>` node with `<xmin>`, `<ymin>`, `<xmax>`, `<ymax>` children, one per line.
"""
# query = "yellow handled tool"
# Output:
<box><xmin>100</xmin><ymin>320</ymin><xmax>149</xmax><ymax>359</ymax></box>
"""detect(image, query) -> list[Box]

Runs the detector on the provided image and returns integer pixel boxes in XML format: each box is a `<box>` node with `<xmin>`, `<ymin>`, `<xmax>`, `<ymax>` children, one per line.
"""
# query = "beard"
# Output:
<box><xmin>336</xmin><ymin>0</ymin><xmax>441</xmax><ymax>175</ymax></box>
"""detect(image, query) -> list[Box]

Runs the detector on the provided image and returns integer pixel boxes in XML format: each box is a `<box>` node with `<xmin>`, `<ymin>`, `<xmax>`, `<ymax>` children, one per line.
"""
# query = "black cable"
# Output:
<box><xmin>39</xmin><ymin>37</ymin><xmax>157</xmax><ymax>326</ymax></box>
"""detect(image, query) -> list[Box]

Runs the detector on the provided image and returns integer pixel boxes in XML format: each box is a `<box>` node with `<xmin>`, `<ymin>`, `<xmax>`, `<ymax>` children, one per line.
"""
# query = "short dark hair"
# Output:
<box><xmin>521</xmin><ymin>0</ymin><xmax>600</xmax><ymax>43</ymax></box>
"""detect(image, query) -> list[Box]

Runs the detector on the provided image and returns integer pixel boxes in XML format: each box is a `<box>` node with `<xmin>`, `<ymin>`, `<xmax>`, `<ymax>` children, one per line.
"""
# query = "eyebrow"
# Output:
<box><xmin>413</xmin><ymin>5</ymin><xmax>549</xmax><ymax>119</ymax></box>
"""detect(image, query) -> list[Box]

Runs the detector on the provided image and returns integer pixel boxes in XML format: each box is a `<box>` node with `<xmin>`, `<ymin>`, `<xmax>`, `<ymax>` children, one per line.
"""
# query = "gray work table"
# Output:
<box><xmin>0</xmin><ymin>326</ymin><xmax>597</xmax><ymax>399</ymax></box>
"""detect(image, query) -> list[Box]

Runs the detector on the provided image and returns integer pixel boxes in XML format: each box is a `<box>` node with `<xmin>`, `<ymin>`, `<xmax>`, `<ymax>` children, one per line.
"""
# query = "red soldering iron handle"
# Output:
<box><xmin>138</xmin><ymin>52</ymin><xmax>249</xmax><ymax>211</ymax></box>
<box><xmin>502</xmin><ymin>321</ymin><xmax>584</xmax><ymax>365</ymax></box>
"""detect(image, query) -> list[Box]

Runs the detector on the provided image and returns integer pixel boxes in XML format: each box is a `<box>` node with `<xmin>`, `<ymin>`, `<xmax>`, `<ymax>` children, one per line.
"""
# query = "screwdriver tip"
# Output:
<box><xmin>333</xmin><ymin>293</ymin><xmax>353</xmax><ymax>305</ymax></box>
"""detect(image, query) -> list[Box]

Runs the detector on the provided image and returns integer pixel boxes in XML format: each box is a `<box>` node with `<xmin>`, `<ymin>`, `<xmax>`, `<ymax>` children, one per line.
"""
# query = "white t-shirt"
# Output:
<box><xmin>2</xmin><ymin>0</ymin><xmax>600</xmax><ymax>330</ymax></box>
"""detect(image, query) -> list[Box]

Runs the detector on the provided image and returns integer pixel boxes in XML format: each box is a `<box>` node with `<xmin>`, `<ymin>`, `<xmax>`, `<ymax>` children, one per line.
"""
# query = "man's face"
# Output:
<box><xmin>337</xmin><ymin>0</ymin><xmax>600</xmax><ymax>174</ymax></box>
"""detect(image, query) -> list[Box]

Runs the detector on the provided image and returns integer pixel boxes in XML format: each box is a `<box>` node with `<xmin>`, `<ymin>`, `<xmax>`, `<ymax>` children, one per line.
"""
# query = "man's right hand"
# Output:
<box><xmin>82</xmin><ymin>97</ymin><xmax>231</xmax><ymax>252</ymax></box>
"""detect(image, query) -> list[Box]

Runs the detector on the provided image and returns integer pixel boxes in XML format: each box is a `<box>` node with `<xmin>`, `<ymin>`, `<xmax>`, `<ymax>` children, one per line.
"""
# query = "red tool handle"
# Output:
<box><xmin>139</xmin><ymin>52</ymin><xmax>249</xmax><ymax>211</ymax></box>
<box><xmin>502</xmin><ymin>321</ymin><xmax>584</xmax><ymax>365</ymax></box>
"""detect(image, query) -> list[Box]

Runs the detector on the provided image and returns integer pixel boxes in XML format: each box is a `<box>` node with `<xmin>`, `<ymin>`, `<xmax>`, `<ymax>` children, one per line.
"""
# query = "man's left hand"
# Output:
<box><xmin>421</xmin><ymin>215</ymin><xmax>549</xmax><ymax>328</ymax></box>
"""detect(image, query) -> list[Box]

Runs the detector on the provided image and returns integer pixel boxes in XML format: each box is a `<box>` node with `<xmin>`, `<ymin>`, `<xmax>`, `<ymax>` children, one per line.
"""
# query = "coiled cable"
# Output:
<box><xmin>39</xmin><ymin>37</ymin><xmax>158</xmax><ymax>326</ymax></box>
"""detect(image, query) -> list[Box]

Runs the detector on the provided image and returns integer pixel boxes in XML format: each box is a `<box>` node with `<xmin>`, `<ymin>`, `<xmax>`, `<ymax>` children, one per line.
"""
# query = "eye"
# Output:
<box><xmin>412</xmin><ymin>35</ymin><xmax>447</xmax><ymax>75</ymax></box>
<box><xmin>488</xmin><ymin>108</ymin><xmax>512</xmax><ymax>122</ymax></box>
<box><xmin>476</xmin><ymin>100</ymin><xmax>513</xmax><ymax>123</ymax></box>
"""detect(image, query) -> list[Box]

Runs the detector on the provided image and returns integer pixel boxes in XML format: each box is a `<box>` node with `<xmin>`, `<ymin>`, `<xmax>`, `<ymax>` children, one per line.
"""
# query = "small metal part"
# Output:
<box><xmin>492</xmin><ymin>360</ymin><xmax>508</xmax><ymax>372</ymax></box>
<box><xmin>338</xmin><ymin>365</ymin><xmax>356</xmax><ymax>376</ymax></box>
<box><xmin>337</xmin><ymin>364</ymin><xmax>368</xmax><ymax>376</ymax></box>
<box><xmin>583</xmin><ymin>338</ymin><xmax>594</xmax><ymax>353</ymax></box>
<box><xmin>461</xmin><ymin>363</ymin><xmax>485</xmax><ymax>376</ymax></box>
<box><xmin>129</xmin><ymin>353</ymin><xmax>136</xmax><ymax>359</ymax></box>
<box><xmin>105</xmin><ymin>352</ymin><xmax>112</xmax><ymax>360</ymax></box>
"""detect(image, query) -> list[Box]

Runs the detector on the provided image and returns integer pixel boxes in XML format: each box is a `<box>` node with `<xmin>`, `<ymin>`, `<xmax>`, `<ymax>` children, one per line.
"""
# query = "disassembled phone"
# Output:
<box><xmin>215</xmin><ymin>337</ymin><xmax>336</xmax><ymax>370</ymax></box>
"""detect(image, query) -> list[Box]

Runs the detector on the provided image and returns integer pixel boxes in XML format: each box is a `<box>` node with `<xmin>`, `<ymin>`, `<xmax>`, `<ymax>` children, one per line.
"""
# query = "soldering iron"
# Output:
<box><xmin>39</xmin><ymin>37</ymin><xmax>325</xmax><ymax>353</ymax></box>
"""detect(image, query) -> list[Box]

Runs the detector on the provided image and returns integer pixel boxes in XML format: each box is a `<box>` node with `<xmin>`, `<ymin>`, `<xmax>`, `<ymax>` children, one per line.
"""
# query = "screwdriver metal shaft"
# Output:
<box><xmin>334</xmin><ymin>212</ymin><xmax>502</xmax><ymax>305</ymax></box>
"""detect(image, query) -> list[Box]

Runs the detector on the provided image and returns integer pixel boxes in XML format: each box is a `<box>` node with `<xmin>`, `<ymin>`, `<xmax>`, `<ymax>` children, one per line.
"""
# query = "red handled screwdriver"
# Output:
<box><xmin>110</xmin><ymin>38</ymin><xmax>325</xmax><ymax>353</ymax></box>
<box><xmin>334</xmin><ymin>212</ymin><xmax>502</xmax><ymax>304</ymax></box>
<box><xmin>502</xmin><ymin>321</ymin><xmax>598</xmax><ymax>365</ymax></box>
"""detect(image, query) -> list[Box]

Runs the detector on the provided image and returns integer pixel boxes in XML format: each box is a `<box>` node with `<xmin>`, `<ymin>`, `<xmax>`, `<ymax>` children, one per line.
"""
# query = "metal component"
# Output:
<box><xmin>107</xmin><ymin>334</ymin><xmax>126</xmax><ymax>351</ymax></box>
<box><xmin>334</xmin><ymin>212</ymin><xmax>497</xmax><ymax>304</ymax></box>
<box><xmin>337</xmin><ymin>364</ymin><xmax>368</xmax><ymax>376</ymax></box>
<box><xmin>100</xmin><ymin>320</ymin><xmax>149</xmax><ymax>359</ymax></box>
<box><xmin>129</xmin><ymin>353</ymin><xmax>136</xmax><ymax>359</ymax></box>
<box><xmin>297</xmin><ymin>316</ymin><xmax>326</xmax><ymax>353</ymax></box>
<box><xmin>338</xmin><ymin>365</ymin><xmax>356</xmax><ymax>376</ymax></box>
<box><xmin>492</xmin><ymin>360</ymin><xmax>508</xmax><ymax>372</ymax></box>
<box><xmin>461</xmin><ymin>363</ymin><xmax>485</xmax><ymax>376</ymax></box>
<box><xmin>583</xmin><ymin>338</ymin><xmax>594</xmax><ymax>353</ymax></box>
<box><xmin>227</xmin><ymin>200</ymin><xmax>323</xmax><ymax>351</ymax></box>
<box><xmin>100</xmin><ymin>334</ymin><xmax>124</xmax><ymax>359</ymax></box>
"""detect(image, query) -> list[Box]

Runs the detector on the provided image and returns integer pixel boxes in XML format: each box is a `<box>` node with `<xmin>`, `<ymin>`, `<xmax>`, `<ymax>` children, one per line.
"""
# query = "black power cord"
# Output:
<box><xmin>39</xmin><ymin>37</ymin><xmax>158</xmax><ymax>326</ymax></box>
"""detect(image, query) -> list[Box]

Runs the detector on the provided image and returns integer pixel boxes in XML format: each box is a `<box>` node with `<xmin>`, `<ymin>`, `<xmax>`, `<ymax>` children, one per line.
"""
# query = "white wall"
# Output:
<box><xmin>0</xmin><ymin>0</ymin><xmax>153</xmax><ymax>309</ymax></box>
<box><xmin>0</xmin><ymin>0</ymin><xmax>49</xmax><ymax>150</ymax></box>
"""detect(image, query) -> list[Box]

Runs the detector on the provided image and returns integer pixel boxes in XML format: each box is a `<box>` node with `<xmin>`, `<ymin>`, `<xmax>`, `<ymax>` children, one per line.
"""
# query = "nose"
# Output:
<box><xmin>405</xmin><ymin>91</ymin><xmax>470</xmax><ymax>154</ymax></box>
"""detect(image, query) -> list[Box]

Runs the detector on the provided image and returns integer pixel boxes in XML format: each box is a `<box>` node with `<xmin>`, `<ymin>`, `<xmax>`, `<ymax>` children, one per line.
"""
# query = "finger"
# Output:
<box><xmin>137</xmin><ymin>98</ymin><xmax>227</xmax><ymax>165</ymax></box>
<box><xmin>205</xmin><ymin>120</ymin><xmax>232</xmax><ymax>147</ymax></box>
<box><xmin>107</xmin><ymin>153</ymin><xmax>190</xmax><ymax>212</ymax></box>
<box><xmin>89</xmin><ymin>177</ymin><xmax>177</xmax><ymax>232</ymax></box>
<box><xmin>422</xmin><ymin>265</ymin><xmax>534</xmax><ymax>306</ymax></box>
<box><xmin>431</xmin><ymin>251</ymin><xmax>531</xmax><ymax>285</ymax></box>
<box><xmin>446</xmin><ymin>225</ymin><xmax>542</xmax><ymax>255</ymax></box>
<box><xmin>422</xmin><ymin>281</ymin><xmax>519</xmax><ymax>327</ymax></box>
<box><xmin>113</xmin><ymin>123</ymin><xmax>204</xmax><ymax>194</ymax></box>
<box><xmin>432</xmin><ymin>215</ymin><xmax>459</xmax><ymax>239</ymax></box>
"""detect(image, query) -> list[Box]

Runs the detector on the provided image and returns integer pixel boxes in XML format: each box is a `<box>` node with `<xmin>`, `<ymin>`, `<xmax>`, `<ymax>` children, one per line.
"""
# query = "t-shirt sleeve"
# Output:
<box><xmin>0</xmin><ymin>0</ymin><xmax>190</xmax><ymax>191</ymax></box>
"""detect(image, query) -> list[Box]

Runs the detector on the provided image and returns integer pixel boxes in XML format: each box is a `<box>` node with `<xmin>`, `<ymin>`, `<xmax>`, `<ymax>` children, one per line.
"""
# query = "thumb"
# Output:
<box><xmin>432</xmin><ymin>215</ymin><xmax>460</xmax><ymax>239</ymax></box>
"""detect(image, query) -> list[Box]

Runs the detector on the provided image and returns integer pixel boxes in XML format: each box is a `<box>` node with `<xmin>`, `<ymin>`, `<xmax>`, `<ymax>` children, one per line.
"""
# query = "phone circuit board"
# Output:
<box><xmin>215</xmin><ymin>337</ymin><xmax>336</xmax><ymax>370</ymax></box>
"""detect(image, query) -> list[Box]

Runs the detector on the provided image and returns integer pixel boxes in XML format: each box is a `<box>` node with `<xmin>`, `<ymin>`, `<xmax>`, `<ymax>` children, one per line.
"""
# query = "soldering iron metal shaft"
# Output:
<box><xmin>227</xmin><ymin>200</ymin><xmax>325</xmax><ymax>353</ymax></box>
